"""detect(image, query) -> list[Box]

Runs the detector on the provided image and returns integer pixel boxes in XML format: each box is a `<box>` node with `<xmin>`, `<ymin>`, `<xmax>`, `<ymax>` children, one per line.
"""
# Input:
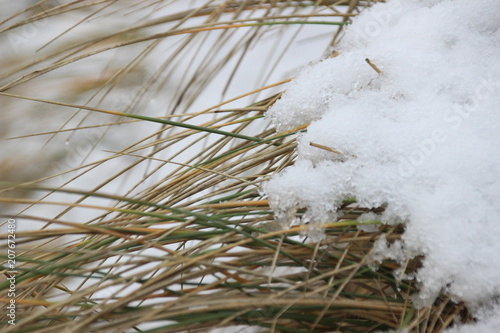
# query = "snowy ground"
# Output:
<box><xmin>264</xmin><ymin>0</ymin><xmax>500</xmax><ymax>331</ymax></box>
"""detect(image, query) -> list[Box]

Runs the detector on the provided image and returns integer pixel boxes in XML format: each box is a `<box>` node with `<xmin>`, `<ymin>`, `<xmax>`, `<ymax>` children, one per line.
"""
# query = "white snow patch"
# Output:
<box><xmin>356</xmin><ymin>212</ymin><xmax>380</xmax><ymax>232</ymax></box>
<box><xmin>263</xmin><ymin>0</ymin><xmax>500</xmax><ymax>330</ymax></box>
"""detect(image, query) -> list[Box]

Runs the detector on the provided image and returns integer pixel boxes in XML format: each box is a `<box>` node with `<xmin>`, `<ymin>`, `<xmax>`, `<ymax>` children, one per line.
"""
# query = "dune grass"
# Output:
<box><xmin>0</xmin><ymin>1</ymin><xmax>472</xmax><ymax>332</ymax></box>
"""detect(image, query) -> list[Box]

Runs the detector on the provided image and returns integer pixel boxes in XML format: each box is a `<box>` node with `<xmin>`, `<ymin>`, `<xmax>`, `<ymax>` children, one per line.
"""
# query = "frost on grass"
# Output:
<box><xmin>263</xmin><ymin>0</ymin><xmax>500</xmax><ymax>328</ymax></box>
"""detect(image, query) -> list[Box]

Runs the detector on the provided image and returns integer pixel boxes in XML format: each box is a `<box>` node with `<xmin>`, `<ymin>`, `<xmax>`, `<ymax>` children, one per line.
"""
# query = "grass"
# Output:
<box><xmin>0</xmin><ymin>1</ymin><xmax>472</xmax><ymax>332</ymax></box>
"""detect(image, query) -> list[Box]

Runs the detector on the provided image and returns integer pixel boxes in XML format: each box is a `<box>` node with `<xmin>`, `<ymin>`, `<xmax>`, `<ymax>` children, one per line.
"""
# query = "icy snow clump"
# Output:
<box><xmin>263</xmin><ymin>0</ymin><xmax>500</xmax><ymax>328</ymax></box>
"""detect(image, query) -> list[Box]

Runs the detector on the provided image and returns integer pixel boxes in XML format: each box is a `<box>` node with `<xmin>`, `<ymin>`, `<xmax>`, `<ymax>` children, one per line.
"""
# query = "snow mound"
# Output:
<box><xmin>263</xmin><ymin>0</ymin><xmax>500</xmax><ymax>328</ymax></box>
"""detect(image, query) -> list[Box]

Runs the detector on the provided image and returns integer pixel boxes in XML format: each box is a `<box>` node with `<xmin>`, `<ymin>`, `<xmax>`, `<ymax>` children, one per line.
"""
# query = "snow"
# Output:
<box><xmin>263</xmin><ymin>0</ymin><xmax>500</xmax><ymax>330</ymax></box>
<box><xmin>445</xmin><ymin>303</ymin><xmax>500</xmax><ymax>333</ymax></box>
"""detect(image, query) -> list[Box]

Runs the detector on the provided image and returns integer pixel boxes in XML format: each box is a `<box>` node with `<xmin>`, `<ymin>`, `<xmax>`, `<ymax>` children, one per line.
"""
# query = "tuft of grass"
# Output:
<box><xmin>0</xmin><ymin>1</ymin><xmax>472</xmax><ymax>332</ymax></box>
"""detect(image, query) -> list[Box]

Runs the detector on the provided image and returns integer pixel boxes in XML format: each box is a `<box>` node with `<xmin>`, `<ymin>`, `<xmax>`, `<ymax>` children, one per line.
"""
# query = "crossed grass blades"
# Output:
<box><xmin>0</xmin><ymin>1</ymin><xmax>472</xmax><ymax>332</ymax></box>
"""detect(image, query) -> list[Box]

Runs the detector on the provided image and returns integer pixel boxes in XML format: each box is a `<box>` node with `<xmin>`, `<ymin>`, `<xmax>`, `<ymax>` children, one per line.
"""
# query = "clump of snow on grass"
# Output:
<box><xmin>263</xmin><ymin>0</ymin><xmax>500</xmax><ymax>328</ymax></box>
<box><xmin>356</xmin><ymin>212</ymin><xmax>380</xmax><ymax>232</ymax></box>
<box><xmin>445</xmin><ymin>303</ymin><xmax>500</xmax><ymax>333</ymax></box>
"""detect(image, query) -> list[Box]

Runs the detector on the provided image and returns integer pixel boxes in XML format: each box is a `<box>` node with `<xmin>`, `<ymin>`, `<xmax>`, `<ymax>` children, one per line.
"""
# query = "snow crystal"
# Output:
<box><xmin>263</xmin><ymin>0</ymin><xmax>500</xmax><ymax>330</ymax></box>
